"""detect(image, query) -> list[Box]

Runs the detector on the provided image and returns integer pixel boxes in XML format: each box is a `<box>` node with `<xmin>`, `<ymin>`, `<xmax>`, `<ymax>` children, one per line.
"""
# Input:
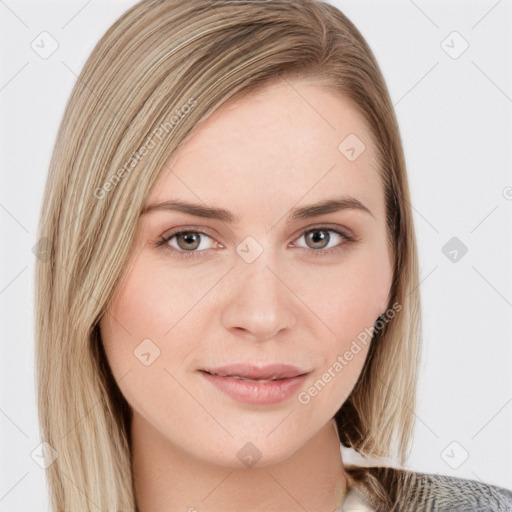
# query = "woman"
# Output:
<box><xmin>34</xmin><ymin>0</ymin><xmax>512</xmax><ymax>510</ymax></box>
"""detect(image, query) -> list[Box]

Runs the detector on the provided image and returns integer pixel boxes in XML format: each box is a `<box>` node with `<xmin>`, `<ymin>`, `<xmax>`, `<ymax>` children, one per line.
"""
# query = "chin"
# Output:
<box><xmin>181</xmin><ymin>423</ymin><xmax>318</xmax><ymax>470</ymax></box>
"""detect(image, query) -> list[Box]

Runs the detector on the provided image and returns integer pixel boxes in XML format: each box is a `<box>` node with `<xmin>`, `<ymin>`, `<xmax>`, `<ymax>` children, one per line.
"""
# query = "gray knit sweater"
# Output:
<box><xmin>343</xmin><ymin>465</ymin><xmax>512</xmax><ymax>511</ymax></box>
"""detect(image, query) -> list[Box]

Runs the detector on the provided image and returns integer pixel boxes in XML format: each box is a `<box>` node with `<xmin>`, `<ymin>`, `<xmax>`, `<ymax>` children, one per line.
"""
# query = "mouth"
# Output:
<box><xmin>199</xmin><ymin>363</ymin><xmax>310</xmax><ymax>405</ymax></box>
<box><xmin>200</xmin><ymin>363</ymin><xmax>309</xmax><ymax>380</ymax></box>
<box><xmin>206</xmin><ymin>374</ymin><xmax>285</xmax><ymax>382</ymax></box>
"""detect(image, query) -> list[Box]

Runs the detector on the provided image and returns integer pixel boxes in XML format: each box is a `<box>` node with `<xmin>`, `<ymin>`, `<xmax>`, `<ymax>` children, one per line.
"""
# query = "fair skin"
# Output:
<box><xmin>100</xmin><ymin>78</ymin><xmax>393</xmax><ymax>512</ymax></box>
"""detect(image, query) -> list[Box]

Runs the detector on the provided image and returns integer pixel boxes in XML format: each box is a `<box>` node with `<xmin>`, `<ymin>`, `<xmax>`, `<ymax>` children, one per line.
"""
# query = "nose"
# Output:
<box><xmin>220</xmin><ymin>253</ymin><xmax>297</xmax><ymax>342</ymax></box>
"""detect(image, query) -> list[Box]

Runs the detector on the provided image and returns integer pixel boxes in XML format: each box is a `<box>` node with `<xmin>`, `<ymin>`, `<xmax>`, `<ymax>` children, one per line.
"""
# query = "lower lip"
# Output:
<box><xmin>200</xmin><ymin>371</ymin><xmax>308</xmax><ymax>405</ymax></box>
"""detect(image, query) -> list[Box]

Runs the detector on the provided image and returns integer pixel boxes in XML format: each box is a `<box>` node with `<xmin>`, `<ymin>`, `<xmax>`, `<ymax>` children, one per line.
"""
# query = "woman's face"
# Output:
<box><xmin>100</xmin><ymin>79</ymin><xmax>393</xmax><ymax>467</ymax></box>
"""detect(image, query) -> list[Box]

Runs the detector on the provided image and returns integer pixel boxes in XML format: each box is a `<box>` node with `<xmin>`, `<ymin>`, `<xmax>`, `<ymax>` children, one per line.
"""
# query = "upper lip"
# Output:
<box><xmin>201</xmin><ymin>363</ymin><xmax>309</xmax><ymax>380</ymax></box>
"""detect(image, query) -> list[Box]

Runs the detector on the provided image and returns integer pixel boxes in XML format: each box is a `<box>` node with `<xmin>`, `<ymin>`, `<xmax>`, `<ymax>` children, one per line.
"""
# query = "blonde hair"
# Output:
<box><xmin>34</xmin><ymin>0</ymin><xmax>421</xmax><ymax>509</ymax></box>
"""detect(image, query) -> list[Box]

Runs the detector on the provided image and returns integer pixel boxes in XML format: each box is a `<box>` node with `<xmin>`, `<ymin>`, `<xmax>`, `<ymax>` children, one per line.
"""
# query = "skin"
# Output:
<box><xmin>100</xmin><ymin>78</ymin><xmax>393</xmax><ymax>512</ymax></box>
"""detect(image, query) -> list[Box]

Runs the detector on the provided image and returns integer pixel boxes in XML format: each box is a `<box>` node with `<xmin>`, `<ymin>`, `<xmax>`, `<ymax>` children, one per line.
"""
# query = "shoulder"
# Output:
<box><xmin>347</xmin><ymin>465</ymin><xmax>512</xmax><ymax>511</ymax></box>
<box><xmin>400</xmin><ymin>469</ymin><xmax>512</xmax><ymax>511</ymax></box>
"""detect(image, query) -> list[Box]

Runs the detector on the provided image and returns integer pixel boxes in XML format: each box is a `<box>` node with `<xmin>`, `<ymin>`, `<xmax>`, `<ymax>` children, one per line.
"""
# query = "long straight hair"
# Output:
<box><xmin>34</xmin><ymin>1</ymin><xmax>421</xmax><ymax>509</ymax></box>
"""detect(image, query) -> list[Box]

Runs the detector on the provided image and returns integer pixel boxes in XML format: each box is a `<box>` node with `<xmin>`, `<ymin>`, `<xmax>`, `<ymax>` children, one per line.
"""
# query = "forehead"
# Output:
<box><xmin>146</xmin><ymin>79</ymin><xmax>383</xmax><ymax>221</ymax></box>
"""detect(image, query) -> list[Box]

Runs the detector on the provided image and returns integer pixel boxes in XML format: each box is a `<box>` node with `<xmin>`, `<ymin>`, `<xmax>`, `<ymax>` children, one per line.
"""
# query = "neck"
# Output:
<box><xmin>131</xmin><ymin>415</ymin><xmax>348</xmax><ymax>512</ymax></box>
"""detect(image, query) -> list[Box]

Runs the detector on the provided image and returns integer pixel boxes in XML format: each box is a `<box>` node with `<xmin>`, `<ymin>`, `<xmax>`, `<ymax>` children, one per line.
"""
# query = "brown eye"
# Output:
<box><xmin>304</xmin><ymin>229</ymin><xmax>331</xmax><ymax>249</ymax></box>
<box><xmin>158</xmin><ymin>229</ymin><xmax>217</xmax><ymax>255</ymax></box>
<box><xmin>174</xmin><ymin>232</ymin><xmax>203</xmax><ymax>251</ymax></box>
<box><xmin>294</xmin><ymin>228</ymin><xmax>351</xmax><ymax>252</ymax></box>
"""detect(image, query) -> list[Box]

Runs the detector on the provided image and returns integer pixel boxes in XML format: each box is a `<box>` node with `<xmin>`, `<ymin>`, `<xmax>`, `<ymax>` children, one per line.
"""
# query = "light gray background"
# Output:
<box><xmin>1</xmin><ymin>0</ymin><xmax>511</xmax><ymax>509</ymax></box>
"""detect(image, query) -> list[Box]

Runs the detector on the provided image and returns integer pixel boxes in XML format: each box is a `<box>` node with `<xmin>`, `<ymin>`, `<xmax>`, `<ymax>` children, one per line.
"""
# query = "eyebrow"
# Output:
<box><xmin>141</xmin><ymin>194</ymin><xmax>374</xmax><ymax>222</ymax></box>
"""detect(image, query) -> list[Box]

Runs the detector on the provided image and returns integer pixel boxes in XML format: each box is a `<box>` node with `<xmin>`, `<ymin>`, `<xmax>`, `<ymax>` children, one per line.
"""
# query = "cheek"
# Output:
<box><xmin>103</xmin><ymin>253</ymin><xmax>194</xmax><ymax>346</ymax></box>
<box><xmin>99</xmin><ymin>254</ymin><xmax>178</xmax><ymax>379</ymax></box>
<box><xmin>99</xmin><ymin>257</ymin><xmax>194</xmax><ymax>426</ymax></box>
<box><xmin>296</xmin><ymin>242</ymin><xmax>392</xmax><ymax>408</ymax></box>
<box><xmin>305</xmin><ymin>239</ymin><xmax>392</xmax><ymax>342</ymax></box>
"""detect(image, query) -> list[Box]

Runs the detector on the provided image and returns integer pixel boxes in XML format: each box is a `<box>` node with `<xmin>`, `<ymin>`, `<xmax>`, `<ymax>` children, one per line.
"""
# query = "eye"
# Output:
<box><xmin>156</xmin><ymin>228</ymin><xmax>219</xmax><ymax>259</ymax></box>
<box><xmin>290</xmin><ymin>227</ymin><xmax>353</xmax><ymax>256</ymax></box>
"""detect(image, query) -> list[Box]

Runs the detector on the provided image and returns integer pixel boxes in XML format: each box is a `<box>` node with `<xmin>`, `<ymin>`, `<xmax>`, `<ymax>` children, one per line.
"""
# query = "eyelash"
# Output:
<box><xmin>155</xmin><ymin>226</ymin><xmax>355</xmax><ymax>260</ymax></box>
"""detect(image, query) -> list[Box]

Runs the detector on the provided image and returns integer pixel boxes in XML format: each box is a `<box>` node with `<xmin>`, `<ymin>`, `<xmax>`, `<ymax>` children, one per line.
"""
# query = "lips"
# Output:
<box><xmin>201</xmin><ymin>363</ymin><xmax>308</xmax><ymax>381</ymax></box>
<box><xmin>199</xmin><ymin>363</ymin><xmax>310</xmax><ymax>405</ymax></box>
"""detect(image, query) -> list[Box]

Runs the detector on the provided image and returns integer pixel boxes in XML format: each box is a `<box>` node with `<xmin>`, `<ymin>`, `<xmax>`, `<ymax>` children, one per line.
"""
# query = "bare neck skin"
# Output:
<box><xmin>131</xmin><ymin>415</ymin><xmax>348</xmax><ymax>512</ymax></box>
